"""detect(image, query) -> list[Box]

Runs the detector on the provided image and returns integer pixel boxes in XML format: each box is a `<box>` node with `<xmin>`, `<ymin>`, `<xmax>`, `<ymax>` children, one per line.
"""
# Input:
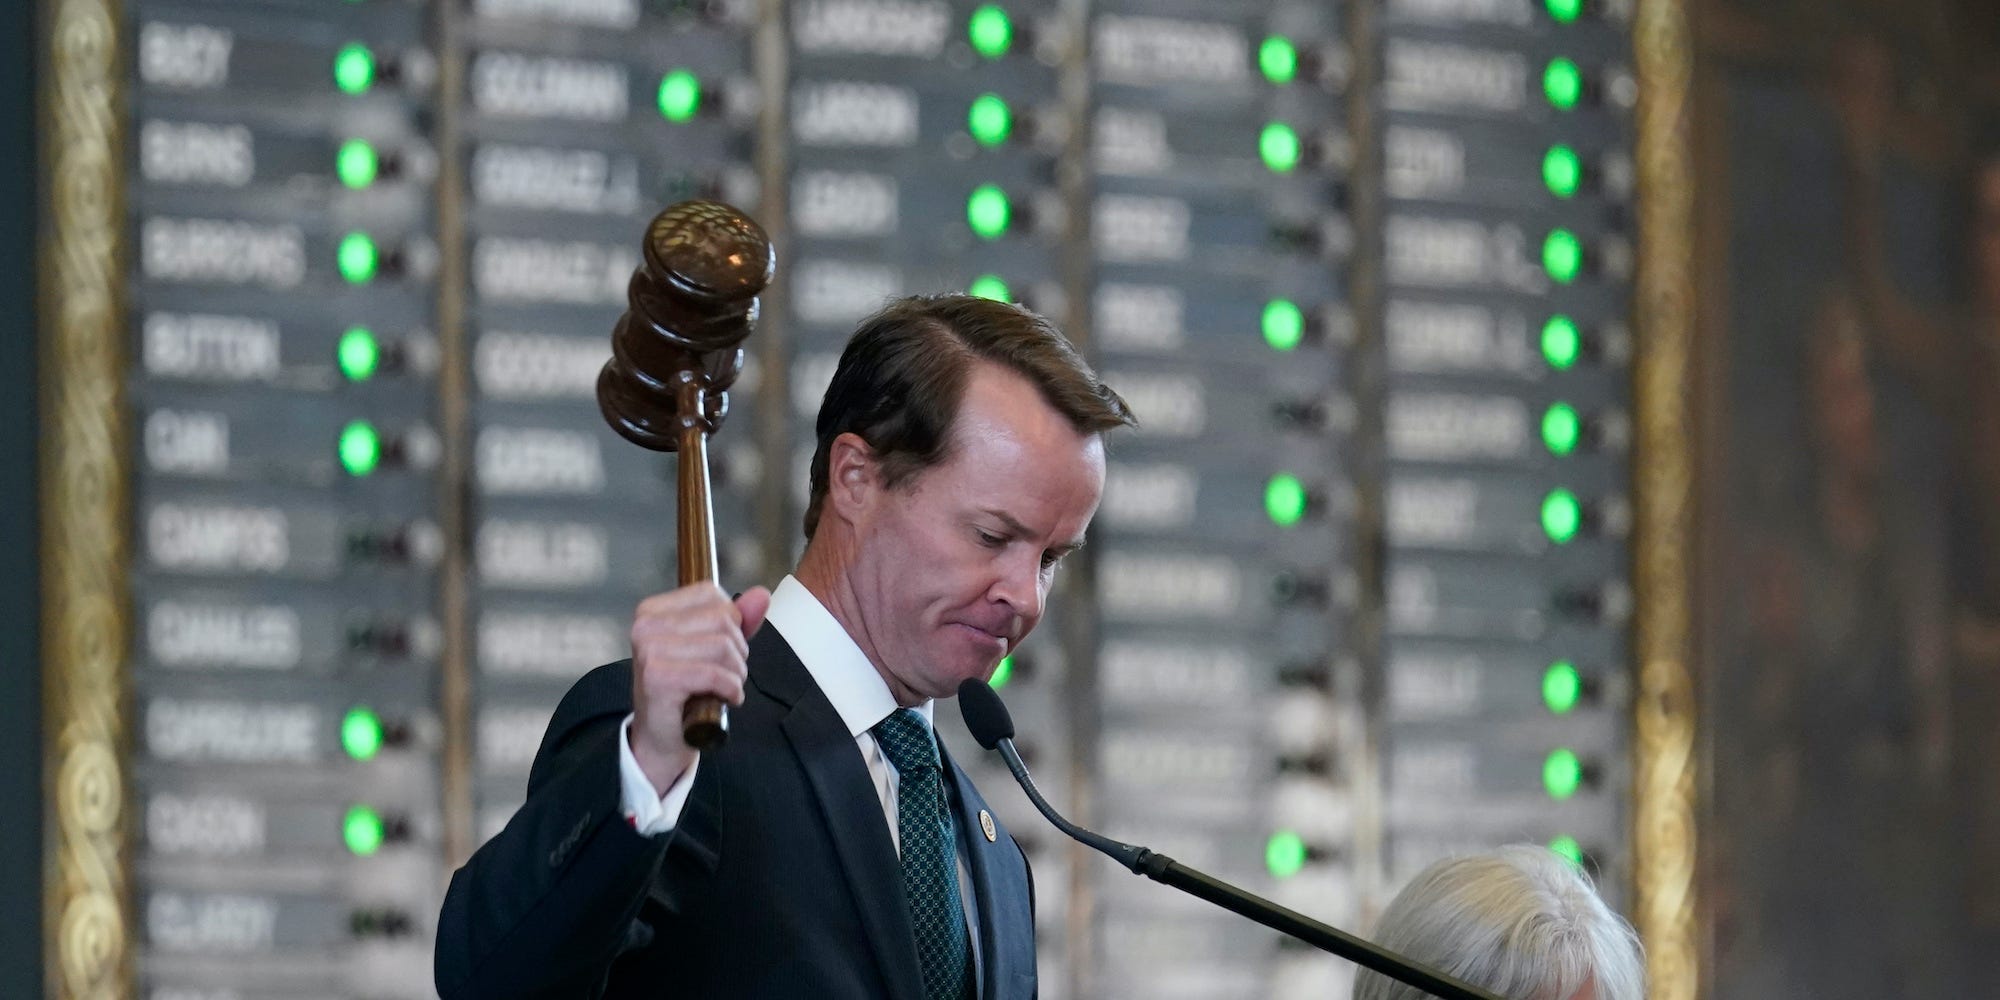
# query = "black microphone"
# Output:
<box><xmin>959</xmin><ymin>676</ymin><xmax>1148</xmax><ymax>870</ymax></box>
<box><xmin>956</xmin><ymin>679</ymin><xmax>1503</xmax><ymax>1000</ymax></box>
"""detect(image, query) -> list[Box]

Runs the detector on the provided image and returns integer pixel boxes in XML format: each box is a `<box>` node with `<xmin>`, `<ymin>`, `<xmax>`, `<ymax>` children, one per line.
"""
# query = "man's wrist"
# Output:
<box><xmin>618</xmin><ymin>715</ymin><xmax>699</xmax><ymax>836</ymax></box>
<box><xmin>628</xmin><ymin>722</ymin><xmax>695</xmax><ymax>797</ymax></box>
<box><xmin>633</xmin><ymin>745</ymin><xmax>695</xmax><ymax>798</ymax></box>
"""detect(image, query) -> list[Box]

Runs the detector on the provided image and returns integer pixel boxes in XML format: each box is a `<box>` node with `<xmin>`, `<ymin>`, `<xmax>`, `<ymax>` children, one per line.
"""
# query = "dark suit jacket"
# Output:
<box><xmin>435</xmin><ymin>626</ymin><xmax>1037</xmax><ymax>999</ymax></box>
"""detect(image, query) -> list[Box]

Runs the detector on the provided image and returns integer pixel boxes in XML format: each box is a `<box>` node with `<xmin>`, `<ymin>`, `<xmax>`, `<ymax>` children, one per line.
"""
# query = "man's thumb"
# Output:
<box><xmin>735</xmin><ymin>586</ymin><xmax>773</xmax><ymax>639</ymax></box>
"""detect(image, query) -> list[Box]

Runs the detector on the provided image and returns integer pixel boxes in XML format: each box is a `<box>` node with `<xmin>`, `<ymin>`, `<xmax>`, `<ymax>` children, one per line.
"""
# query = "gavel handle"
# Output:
<box><xmin>674</xmin><ymin>371</ymin><xmax>728</xmax><ymax>749</ymax></box>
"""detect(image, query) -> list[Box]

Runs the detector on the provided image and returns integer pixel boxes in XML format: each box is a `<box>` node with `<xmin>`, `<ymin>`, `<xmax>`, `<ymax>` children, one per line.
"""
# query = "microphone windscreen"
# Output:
<box><xmin>957</xmin><ymin>678</ymin><xmax>1015</xmax><ymax>750</ymax></box>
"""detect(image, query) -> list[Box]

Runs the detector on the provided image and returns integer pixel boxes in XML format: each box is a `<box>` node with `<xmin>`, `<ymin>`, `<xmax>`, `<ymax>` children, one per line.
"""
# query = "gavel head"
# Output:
<box><xmin>597</xmin><ymin>200</ymin><xmax>775</xmax><ymax>451</ymax></box>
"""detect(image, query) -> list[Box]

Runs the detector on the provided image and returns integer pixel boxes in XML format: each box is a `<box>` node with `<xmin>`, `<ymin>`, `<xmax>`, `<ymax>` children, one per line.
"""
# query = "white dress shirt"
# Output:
<box><xmin>614</xmin><ymin>575</ymin><xmax>987</xmax><ymax>982</ymax></box>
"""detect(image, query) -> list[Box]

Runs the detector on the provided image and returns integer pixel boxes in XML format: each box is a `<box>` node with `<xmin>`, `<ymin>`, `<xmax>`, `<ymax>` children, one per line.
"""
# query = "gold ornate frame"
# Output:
<box><xmin>42</xmin><ymin>0</ymin><xmax>131</xmax><ymax>996</ymax></box>
<box><xmin>1631</xmin><ymin>0</ymin><xmax>1701</xmax><ymax>997</ymax></box>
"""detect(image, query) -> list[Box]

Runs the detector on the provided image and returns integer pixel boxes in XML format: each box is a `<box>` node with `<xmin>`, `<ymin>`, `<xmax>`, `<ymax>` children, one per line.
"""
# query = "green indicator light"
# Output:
<box><xmin>1542</xmin><ymin>660</ymin><xmax>1583</xmax><ymax>715</ymax></box>
<box><xmin>344</xmin><ymin>805</ymin><xmax>386</xmax><ymax>857</ymax></box>
<box><xmin>1549</xmin><ymin>835</ymin><xmax>1586</xmax><ymax>867</ymax></box>
<box><xmin>966</xmin><ymin>184</ymin><xmax>1011</xmax><ymax>240</ymax></box>
<box><xmin>1259</xmin><ymin>36</ymin><xmax>1299</xmax><ymax>85</ymax></box>
<box><xmin>1543</xmin><ymin>748</ymin><xmax>1584</xmax><ymax>800</ymax></box>
<box><xmin>1264</xmin><ymin>473</ymin><xmax>1308</xmax><ymax>527</ymax></box>
<box><xmin>1541</xmin><ymin>488</ymin><xmax>1582</xmax><ymax>544</ymax></box>
<box><xmin>1259</xmin><ymin>122</ymin><xmax>1302</xmax><ymax>173</ymax></box>
<box><xmin>339</xmin><ymin>421</ymin><xmax>382</xmax><ymax>477</ymax></box>
<box><xmin>1262</xmin><ymin>299</ymin><xmax>1305</xmax><ymax>352</ymax></box>
<box><xmin>991</xmin><ymin>655</ymin><xmax>1015</xmax><ymax>689</ymax></box>
<box><xmin>1544</xmin><ymin>57</ymin><xmax>1583</xmax><ymax>110</ymax></box>
<box><xmin>337</xmin><ymin>327</ymin><xmax>381</xmax><ymax>382</ymax></box>
<box><xmin>333</xmin><ymin>43</ymin><xmax>376</xmax><ymax>96</ymax></box>
<box><xmin>968</xmin><ymin>274</ymin><xmax>1011</xmax><ymax>302</ymax></box>
<box><xmin>338</xmin><ymin>232</ymin><xmax>379</xmax><ymax>284</ymax></box>
<box><xmin>968</xmin><ymin>5</ymin><xmax>1013</xmax><ymax>59</ymax></box>
<box><xmin>1545</xmin><ymin>0</ymin><xmax>1584</xmax><ymax>22</ymax></box>
<box><xmin>1543</xmin><ymin>144</ymin><xmax>1582</xmax><ymax>198</ymax></box>
<box><xmin>1541</xmin><ymin>402</ymin><xmax>1581</xmax><ymax>456</ymax></box>
<box><xmin>968</xmin><ymin>93</ymin><xmax>1013</xmax><ymax>147</ymax></box>
<box><xmin>341</xmin><ymin>707</ymin><xmax>384</xmax><ymax>761</ymax></box>
<box><xmin>657</xmin><ymin>70</ymin><xmax>701</xmax><ymax>122</ymax></box>
<box><xmin>1265</xmin><ymin>830</ymin><xmax>1308</xmax><ymax>879</ymax></box>
<box><xmin>1542</xmin><ymin>228</ymin><xmax>1583</xmax><ymax>284</ymax></box>
<box><xmin>1541</xmin><ymin>315</ymin><xmax>1582</xmax><ymax>370</ymax></box>
<box><xmin>336</xmin><ymin>139</ymin><xmax>379</xmax><ymax>189</ymax></box>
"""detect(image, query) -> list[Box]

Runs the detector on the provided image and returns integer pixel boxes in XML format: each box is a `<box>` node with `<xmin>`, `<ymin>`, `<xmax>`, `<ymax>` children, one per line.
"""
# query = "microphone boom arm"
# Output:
<box><xmin>994</xmin><ymin>737</ymin><xmax>1145</xmax><ymax>870</ymax></box>
<box><xmin>992</xmin><ymin>736</ymin><xmax>1503</xmax><ymax>1000</ymax></box>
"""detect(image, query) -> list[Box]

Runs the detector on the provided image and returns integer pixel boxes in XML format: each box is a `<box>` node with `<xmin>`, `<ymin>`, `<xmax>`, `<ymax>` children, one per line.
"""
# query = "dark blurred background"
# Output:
<box><xmin>1694</xmin><ymin>0</ymin><xmax>2000</xmax><ymax>994</ymax></box>
<box><xmin>3</xmin><ymin>1</ymin><xmax>40</xmax><ymax>996</ymax></box>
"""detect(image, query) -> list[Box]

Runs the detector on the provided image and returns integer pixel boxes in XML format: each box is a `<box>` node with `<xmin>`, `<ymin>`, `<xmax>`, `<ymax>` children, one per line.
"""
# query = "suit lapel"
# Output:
<box><xmin>757</xmin><ymin>631</ymin><xmax>926</xmax><ymax>1000</ymax></box>
<box><xmin>940</xmin><ymin>745</ymin><xmax>1032</xmax><ymax>999</ymax></box>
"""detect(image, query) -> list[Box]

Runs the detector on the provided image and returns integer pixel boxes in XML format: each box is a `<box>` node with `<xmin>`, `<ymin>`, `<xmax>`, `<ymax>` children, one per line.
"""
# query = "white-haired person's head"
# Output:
<box><xmin>1352</xmin><ymin>845</ymin><xmax>1644</xmax><ymax>1000</ymax></box>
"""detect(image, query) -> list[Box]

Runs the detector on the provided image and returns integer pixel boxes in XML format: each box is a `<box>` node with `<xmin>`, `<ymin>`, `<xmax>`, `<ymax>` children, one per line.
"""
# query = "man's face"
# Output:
<box><xmin>844</xmin><ymin>362</ymin><xmax>1105</xmax><ymax>703</ymax></box>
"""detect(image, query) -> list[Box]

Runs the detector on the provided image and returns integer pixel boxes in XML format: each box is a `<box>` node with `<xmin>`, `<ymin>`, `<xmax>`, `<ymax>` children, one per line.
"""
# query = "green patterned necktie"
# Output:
<box><xmin>872</xmin><ymin>708</ymin><xmax>973</xmax><ymax>1000</ymax></box>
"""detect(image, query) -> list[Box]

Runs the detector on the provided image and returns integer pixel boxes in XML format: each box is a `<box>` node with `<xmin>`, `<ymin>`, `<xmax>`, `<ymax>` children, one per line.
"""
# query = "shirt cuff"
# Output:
<box><xmin>618</xmin><ymin>713</ymin><xmax>699</xmax><ymax>836</ymax></box>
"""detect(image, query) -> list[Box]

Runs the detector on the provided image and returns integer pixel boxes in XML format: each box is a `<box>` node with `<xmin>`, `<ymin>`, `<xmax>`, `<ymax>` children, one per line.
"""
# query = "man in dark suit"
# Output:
<box><xmin>436</xmin><ymin>295</ymin><xmax>1134</xmax><ymax>999</ymax></box>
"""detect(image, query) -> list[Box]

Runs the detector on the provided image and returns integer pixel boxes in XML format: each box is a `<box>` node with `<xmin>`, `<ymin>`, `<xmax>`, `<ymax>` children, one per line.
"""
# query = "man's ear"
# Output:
<box><xmin>822</xmin><ymin>432</ymin><xmax>879</xmax><ymax>525</ymax></box>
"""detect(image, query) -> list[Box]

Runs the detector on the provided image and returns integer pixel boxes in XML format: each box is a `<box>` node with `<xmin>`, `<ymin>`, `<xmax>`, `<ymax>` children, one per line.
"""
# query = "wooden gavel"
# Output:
<box><xmin>597</xmin><ymin>200</ymin><xmax>774</xmax><ymax>749</ymax></box>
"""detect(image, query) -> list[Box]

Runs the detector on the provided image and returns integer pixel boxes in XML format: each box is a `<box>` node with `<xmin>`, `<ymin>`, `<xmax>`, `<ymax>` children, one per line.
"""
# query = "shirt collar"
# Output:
<box><xmin>764</xmin><ymin>575</ymin><xmax>933</xmax><ymax>737</ymax></box>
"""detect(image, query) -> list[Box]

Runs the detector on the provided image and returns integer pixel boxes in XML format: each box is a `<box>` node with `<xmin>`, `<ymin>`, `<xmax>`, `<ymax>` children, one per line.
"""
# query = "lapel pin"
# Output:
<box><xmin>979</xmin><ymin>809</ymin><xmax>997</xmax><ymax>843</ymax></box>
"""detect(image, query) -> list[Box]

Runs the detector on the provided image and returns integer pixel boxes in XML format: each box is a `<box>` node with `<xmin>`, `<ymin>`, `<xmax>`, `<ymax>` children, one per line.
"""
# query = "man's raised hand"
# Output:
<box><xmin>627</xmin><ymin>583</ymin><xmax>772</xmax><ymax>794</ymax></box>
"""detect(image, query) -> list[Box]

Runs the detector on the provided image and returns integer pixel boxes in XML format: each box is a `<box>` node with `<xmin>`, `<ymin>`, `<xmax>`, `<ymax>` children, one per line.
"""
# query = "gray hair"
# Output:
<box><xmin>1352</xmin><ymin>846</ymin><xmax>1645</xmax><ymax>1000</ymax></box>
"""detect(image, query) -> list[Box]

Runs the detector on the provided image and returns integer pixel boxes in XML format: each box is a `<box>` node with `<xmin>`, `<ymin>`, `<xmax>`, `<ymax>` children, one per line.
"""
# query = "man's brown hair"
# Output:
<box><xmin>803</xmin><ymin>294</ymin><xmax>1135</xmax><ymax>540</ymax></box>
